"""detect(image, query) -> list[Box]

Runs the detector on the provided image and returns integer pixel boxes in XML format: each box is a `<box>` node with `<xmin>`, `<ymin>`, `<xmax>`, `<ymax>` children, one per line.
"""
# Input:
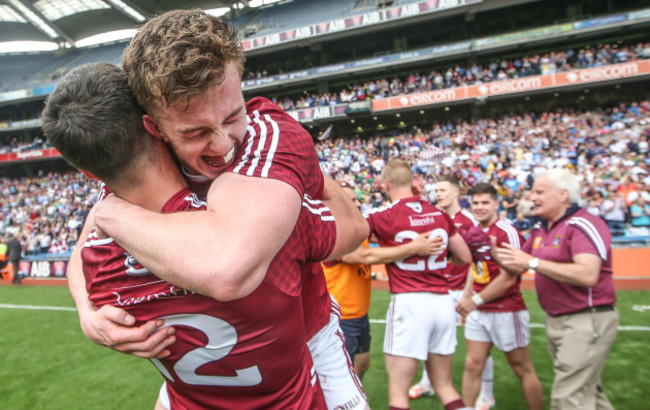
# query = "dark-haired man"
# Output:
<box><xmin>456</xmin><ymin>183</ymin><xmax>542</xmax><ymax>410</ymax></box>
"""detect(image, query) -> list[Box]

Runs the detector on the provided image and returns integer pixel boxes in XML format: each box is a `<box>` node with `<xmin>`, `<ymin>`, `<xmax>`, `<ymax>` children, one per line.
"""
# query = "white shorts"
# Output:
<box><xmin>465</xmin><ymin>309</ymin><xmax>531</xmax><ymax>352</ymax></box>
<box><xmin>448</xmin><ymin>289</ymin><xmax>464</xmax><ymax>324</ymax></box>
<box><xmin>158</xmin><ymin>382</ymin><xmax>170</xmax><ymax>410</ymax></box>
<box><xmin>307</xmin><ymin>296</ymin><xmax>368</xmax><ymax>410</ymax></box>
<box><xmin>384</xmin><ymin>292</ymin><xmax>457</xmax><ymax>360</ymax></box>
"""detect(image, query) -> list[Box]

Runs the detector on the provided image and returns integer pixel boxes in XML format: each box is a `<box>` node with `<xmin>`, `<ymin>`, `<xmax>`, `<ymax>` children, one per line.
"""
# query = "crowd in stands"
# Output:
<box><xmin>257</xmin><ymin>41</ymin><xmax>650</xmax><ymax>110</ymax></box>
<box><xmin>2</xmin><ymin>42</ymin><xmax>649</xmax><ymax>156</ymax></box>
<box><xmin>316</xmin><ymin>100</ymin><xmax>650</xmax><ymax>238</ymax></box>
<box><xmin>0</xmin><ymin>107</ymin><xmax>649</xmax><ymax>258</ymax></box>
<box><xmin>0</xmin><ymin>172</ymin><xmax>96</xmax><ymax>257</ymax></box>
<box><xmin>0</xmin><ymin>136</ymin><xmax>51</xmax><ymax>155</ymax></box>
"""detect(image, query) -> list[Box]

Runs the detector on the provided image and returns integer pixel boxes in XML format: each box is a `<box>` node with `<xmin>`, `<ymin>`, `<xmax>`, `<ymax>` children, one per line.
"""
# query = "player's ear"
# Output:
<box><xmin>143</xmin><ymin>114</ymin><xmax>167</xmax><ymax>142</ymax></box>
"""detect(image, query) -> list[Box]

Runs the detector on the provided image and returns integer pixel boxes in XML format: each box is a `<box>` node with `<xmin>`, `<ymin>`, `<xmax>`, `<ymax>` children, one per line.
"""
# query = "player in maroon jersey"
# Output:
<box><xmin>409</xmin><ymin>174</ymin><xmax>497</xmax><ymax>410</ymax></box>
<box><xmin>64</xmin><ymin>10</ymin><xmax>369</xmax><ymax>409</ymax></box>
<box><xmin>364</xmin><ymin>160</ymin><xmax>472</xmax><ymax>410</ymax></box>
<box><xmin>455</xmin><ymin>183</ymin><xmax>543</xmax><ymax>410</ymax></box>
<box><xmin>496</xmin><ymin>168</ymin><xmax>618</xmax><ymax>410</ymax></box>
<box><xmin>42</xmin><ymin>62</ymin><xmax>369</xmax><ymax>409</ymax></box>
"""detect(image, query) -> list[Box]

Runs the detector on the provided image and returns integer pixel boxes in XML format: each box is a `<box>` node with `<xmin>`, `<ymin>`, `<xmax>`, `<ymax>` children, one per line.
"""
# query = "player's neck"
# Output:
<box><xmin>479</xmin><ymin>214</ymin><xmax>498</xmax><ymax>229</ymax></box>
<box><xmin>444</xmin><ymin>201</ymin><xmax>461</xmax><ymax>216</ymax></box>
<box><xmin>114</xmin><ymin>147</ymin><xmax>188</xmax><ymax>212</ymax></box>
<box><xmin>389</xmin><ymin>187</ymin><xmax>415</xmax><ymax>202</ymax></box>
<box><xmin>131</xmin><ymin>176</ymin><xmax>187</xmax><ymax>212</ymax></box>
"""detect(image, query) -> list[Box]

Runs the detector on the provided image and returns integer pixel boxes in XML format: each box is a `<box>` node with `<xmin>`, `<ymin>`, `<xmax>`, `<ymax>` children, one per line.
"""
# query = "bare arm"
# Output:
<box><xmin>496</xmin><ymin>243</ymin><xmax>602</xmax><ymax>287</ymax></box>
<box><xmin>447</xmin><ymin>232</ymin><xmax>472</xmax><ymax>266</ymax></box>
<box><xmin>456</xmin><ymin>266</ymin><xmax>518</xmax><ymax>316</ymax></box>
<box><xmin>69</xmin><ymin>204</ymin><xmax>174</xmax><ymax>358</ymax></box>
<box><xmin>320</xmin><ymin>176</ymin><xmax>369</xmax><ymax>260</ymax></box>
<box><xmin>342</xmin><ymin>233</ymin><xmax>443</xmax><ymax>265</ymax></box>
<box><xmin>67</xmin><ymin>204</ymin><xmax>97</xmax><ymax>315</ymax></box>
<box><xmin>95</xmin><ymin>173</ymin><xmax>301</xmax><ymax>301</ymax></box>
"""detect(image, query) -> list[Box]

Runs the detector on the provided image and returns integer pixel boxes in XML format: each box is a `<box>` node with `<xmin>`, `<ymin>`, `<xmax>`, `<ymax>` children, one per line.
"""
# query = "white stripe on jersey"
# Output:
<box><xmin>568</xmin><ymin>217</ymin><xmax>607</xmax><ymax>260</ymax></box>
<box><xmin>248</xmin><ymin>110</ymin><xmax>268</xmax><ymax>176</ymax></box>
<box><xmin>302</xmin><ymin>194</ymin><xmax>335</xmax><ymax>222</ymax></box>
<box><xmin>459</xmin><ymin>208</ymin><xmax>479</xmax><ymax>226</ymax></box>
<box><xmin>83</xmin><ymin>231</ymin><xmax>114</xmax><ymax>247</ymax></box>
<box><xmin>362</xmin><ymin>199</ymin><xmax>400</xmax><ymax>218</ymax></box>
<box><xmin>109</xmin><ymin>279</ymin><xmax>168</xmax><ymax>290</ymax></box>
<box><xmin>496</xmin><ymin>219</ymin><xmax>521</xmax><ymax>249</ymax></box>
<box><xmin>183</xmin><ymin>193</ymin><xmax>206</xmax><ymax>209</ymax></box>
<box><xmin>233</xmin><ymin>121</ymin><xmax>257</xmax><ymax>174</ymax></box>
<box><xmin>260</xmin><ymin>113</ymin><xmax>280</xmax><ymax>178</ymax></box>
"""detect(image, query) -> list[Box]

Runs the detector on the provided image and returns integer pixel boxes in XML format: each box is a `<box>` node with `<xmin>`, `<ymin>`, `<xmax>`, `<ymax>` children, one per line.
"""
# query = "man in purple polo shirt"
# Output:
<box><xmin>495</xmin><ymin>168</ymin><xmax>618</xmax><ymax>410</ymax></box>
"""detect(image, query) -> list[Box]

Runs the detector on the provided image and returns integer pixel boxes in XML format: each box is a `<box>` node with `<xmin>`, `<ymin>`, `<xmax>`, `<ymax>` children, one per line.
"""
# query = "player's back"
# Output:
<box><xmin>81</xmin><ymin>187</ymin><xmax>328</xmax><ymax>409</ymax></box>
<box><xmin>365</xmin><ymin>196</ymin><xmax>455</xmax><ymax>294</ymax></box>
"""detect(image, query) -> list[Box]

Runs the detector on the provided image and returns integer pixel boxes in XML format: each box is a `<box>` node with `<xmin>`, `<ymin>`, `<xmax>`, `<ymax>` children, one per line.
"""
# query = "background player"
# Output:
<box><xmin>364</xmin><ymin>159</ymin><xmax>472</xmax><ymax>410</ymax></box>
<box><xmin>455</xmin><ymin>183</ymin><xmax>543</xmax><ymax>410</ymax></box>
<box><xmin>409</xmin><ymin>174</ymin><xmax>496</xmax><ymax>410</ymax></box>
<box><xmin>323</xmin><ymin>183</ymin><xmax>442</xmax><ymax>381</ymax></box>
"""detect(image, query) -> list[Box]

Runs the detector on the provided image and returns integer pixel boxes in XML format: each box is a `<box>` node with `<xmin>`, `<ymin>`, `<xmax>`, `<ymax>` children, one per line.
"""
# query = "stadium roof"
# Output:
<box><xmin>0</xmin><ymin>0</ymin><xmax>278</xmax><ymax>52</ymax></box>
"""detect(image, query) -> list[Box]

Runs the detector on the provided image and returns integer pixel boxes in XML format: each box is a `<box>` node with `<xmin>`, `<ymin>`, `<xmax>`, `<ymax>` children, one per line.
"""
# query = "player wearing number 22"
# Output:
<box><xmin>364</xmin><ymin>159</ymin><xmax>472</xmax><ymax>410</ymax></box>
<box><xmin>81</xmin><ymin>188</ymin><xmax>333</xmax><ymax>409</ymax></box>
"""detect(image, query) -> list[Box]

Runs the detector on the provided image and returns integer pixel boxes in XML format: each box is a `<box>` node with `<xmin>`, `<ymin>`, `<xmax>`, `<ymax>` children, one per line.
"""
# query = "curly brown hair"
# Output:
<box><xmin>123</xmin><ymin>9</ymin><xmax>246</xmax><ymax>113</ymax></box>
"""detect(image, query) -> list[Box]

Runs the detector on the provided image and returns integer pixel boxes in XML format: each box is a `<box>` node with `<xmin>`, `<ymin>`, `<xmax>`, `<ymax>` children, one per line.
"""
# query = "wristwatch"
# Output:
<box><xmin>528</xmin><ymin>257</ymin><xmax>540</xmax><ymax>270</ymax></box>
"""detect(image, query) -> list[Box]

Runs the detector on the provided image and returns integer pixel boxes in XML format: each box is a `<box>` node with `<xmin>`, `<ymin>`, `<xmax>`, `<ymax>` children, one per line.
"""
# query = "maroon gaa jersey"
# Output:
<box><xmin>524</xmin><ymin>206</ymin><xmax>616</xmax><ymax>316</ymax></box>
<box><xmin>231</xmin><ymin>97</ymin><xmax>324</xmax><ymax>199</ymax></box>
<box><xmin>230</xmin><ymin>97</ymin><xmax>332</xmax><ymax>340</ymax></box>
<box><xmin>445</xmin><ymin>208</ymin><xmax>479</xmax><ymax>291</ymax></box>
<box><xmin>82</xmin><ymin>187</ymin><xmax>335</xmax><ymax>409</ymax></box>
<box><xmin>471</xmin><ymin>219</ymin><xmax>526</xmax><ymax>313</ymax></box>
<box><xmin>365</xmin><ymin>196</ymin><xmax>456</xmax><ymax>294</ymax></box>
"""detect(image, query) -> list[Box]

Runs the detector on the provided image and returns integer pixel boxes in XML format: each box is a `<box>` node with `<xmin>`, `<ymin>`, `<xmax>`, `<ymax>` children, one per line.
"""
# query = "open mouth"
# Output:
<box><xmin>203</xmin><ymin>145</ymin><xmax>236</xmax><ymax>168</ymax></box>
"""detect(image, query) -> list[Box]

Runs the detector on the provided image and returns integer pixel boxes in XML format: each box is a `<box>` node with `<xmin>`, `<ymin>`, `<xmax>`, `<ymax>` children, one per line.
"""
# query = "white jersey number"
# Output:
<box><xmin>150</xmin><ymin>314</ymin><xmax>262</xmax><ymax>386</ymax></box>
<box><xmin>394</xmin><ymin>228</ymin><xmax>449</xmax><ymax>271</ymax></box>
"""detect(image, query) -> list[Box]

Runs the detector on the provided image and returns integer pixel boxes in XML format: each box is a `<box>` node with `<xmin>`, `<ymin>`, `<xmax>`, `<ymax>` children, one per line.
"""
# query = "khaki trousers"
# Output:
<box><xmin>545</xmin><ymin>309</ymin><xmax>619</xmax><ymax>410</ymax></box>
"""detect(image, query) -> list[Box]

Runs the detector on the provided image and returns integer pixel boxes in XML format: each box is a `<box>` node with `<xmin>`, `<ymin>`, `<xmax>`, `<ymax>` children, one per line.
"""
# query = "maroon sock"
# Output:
<box><xmin>389</xmin><ymin>407</ymin><xmax>409</xmax><ymax>410</ymax></box>
<box><xmin>444</xmin><ymin>399</ymin><xmax>467</xmax><ymax>410</ymax></box>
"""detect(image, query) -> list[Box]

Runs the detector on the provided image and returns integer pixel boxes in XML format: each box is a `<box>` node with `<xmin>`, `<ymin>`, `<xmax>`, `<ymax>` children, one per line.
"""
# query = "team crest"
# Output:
<box><xmin>406</xmin><ymin>202</ymin><xmax>422</xmax><ymax>213</ymax></box>
<box><xmin>124</xmin><ymin>252</ymin><xmax>151</xmax><ymax>276</ymax></box>
<box><xmin>472</xmin><ymin>261</ymin><xmax>490</xmax><ymax>284</ymax></box>
<box><xmin>552</xmin><ymin>236</ymin><xmax>562</xmax><ymax>248</ymax></box>
<box><xmin>532</xmin><ymin>236</ymin><xmax>543</xmax><ymax>249</ymax></box>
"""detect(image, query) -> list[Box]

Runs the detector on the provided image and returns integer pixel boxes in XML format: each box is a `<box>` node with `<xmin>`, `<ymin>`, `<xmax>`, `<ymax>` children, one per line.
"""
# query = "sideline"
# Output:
<box><xmin>368</xmin><ymin>318</ymin><xmax>650</xmax><ymax>332</ymax></box>
<box><xmin>1</xmin><ymin>304</ymin><xmax>648</xmax><ymax>331</ymax></box>
<box><xmin>0</xmin><ymin>303</ymin><xmax>76</xmax><ymax>311</ymax></box>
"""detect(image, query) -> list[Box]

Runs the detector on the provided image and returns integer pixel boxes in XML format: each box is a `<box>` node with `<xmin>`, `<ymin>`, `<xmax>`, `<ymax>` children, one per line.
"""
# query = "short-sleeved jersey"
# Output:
<box><xmin>321</xmin><ymin>239</ymin><xmax>372</xmax><ymax>320</ymax></box>
<box><xmin>471</xmin><ymin>219</ymin><xmax>526</xmax><ymax>312</ymax></box>
<box><xmin>445</xmin><ymin>208</ymin><xmax>478</xmax><ymax>291</ymax></box>
<box><xmin>523</xmin><ymin>206</ymin><xmax>616</xmax><ymax>316</ymax></box>
<box><xmin>229</xmin><ymin>97</ymin><xmax>331</xmax><ymax>340</ymax></box>
<box><xmin>82</xmin><ymin>187</ymin><xmax>335</xmax><ymax>410</ymax></box>
<box><xmin>229</xmin><ymin>97</ymin><xmax>324</xmax><ymax>199</ymax></box>
<box><xmin>365</xmin><ymin>196</ymin><xmax>455</xmax><ymax>294</ymax></box>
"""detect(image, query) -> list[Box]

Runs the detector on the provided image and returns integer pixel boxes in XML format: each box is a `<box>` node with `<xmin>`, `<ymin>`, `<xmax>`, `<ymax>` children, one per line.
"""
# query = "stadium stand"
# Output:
<box><xmin>0</xmin><ymin>0</ymin><xmax>649</xmax><ymax>279</ymax></box>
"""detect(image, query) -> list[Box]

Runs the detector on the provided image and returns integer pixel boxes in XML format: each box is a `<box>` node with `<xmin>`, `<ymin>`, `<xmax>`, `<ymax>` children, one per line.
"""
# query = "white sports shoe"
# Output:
<box><xmin>475</xmin><ymin>396</ymin><xmax>496</xmax><ymax>410</ymax></box>
<box><xmin>408</xmin><ymin>383</ymin><xmax>435</xmax><ymax>399</ymax></box>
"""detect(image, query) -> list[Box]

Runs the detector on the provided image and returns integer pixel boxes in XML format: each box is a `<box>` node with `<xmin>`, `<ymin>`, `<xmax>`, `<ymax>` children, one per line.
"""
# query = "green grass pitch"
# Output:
<box><xmin>1</xmin><ymin>286</ymin><xmax>648</xmax><ymax>409</ymax></box>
